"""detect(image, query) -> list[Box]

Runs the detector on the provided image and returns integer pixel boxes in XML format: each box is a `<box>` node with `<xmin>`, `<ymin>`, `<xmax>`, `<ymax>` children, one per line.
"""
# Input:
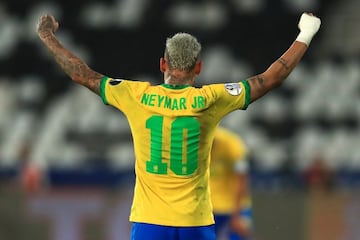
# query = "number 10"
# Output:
<box><xmin>145</xmin><ymin>116</ymin><xmax>200</xmax><ymax>176</ymax></box>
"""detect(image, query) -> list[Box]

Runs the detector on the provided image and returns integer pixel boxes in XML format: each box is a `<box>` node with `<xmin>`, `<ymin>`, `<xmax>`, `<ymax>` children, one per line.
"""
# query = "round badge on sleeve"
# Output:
<box><xmin>109</xmin><ymin>79</ymin><xmax>122</xmax><ymax>86</ymax></box>
<box><xmin>224</xmin><ymin>83</ymin><xmax>242</xmax><ymax>96</ymax></box>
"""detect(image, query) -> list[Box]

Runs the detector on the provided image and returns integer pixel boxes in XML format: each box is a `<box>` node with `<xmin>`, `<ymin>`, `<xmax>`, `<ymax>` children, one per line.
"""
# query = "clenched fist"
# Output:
<box><xmin>296</xmin><ymin>12</ymin><xmax>321</xmax><ymax>46</ymax></box>
<box><xmin>36</xmin><ymin>14</ymin><xmax>59</xmax><ymax>39</ymax></box>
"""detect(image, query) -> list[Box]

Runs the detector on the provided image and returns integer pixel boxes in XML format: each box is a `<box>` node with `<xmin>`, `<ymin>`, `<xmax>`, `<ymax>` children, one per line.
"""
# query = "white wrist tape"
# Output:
<box><xmin>296</xmin><ymin>13</ymin><xmax>321</xmax><ymax>46</ymax></box>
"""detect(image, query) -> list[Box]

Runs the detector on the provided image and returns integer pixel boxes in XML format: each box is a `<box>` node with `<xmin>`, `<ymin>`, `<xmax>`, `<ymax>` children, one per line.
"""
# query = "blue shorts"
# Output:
<box><xmin>131</xmin><ymin>222</ymin><xmax>216</xmax><ymax>240</ymax></box>
<box><xmin>214</xmin><ymin>208</ymin><xmax>253</xmax><ymax>240</ymax></box>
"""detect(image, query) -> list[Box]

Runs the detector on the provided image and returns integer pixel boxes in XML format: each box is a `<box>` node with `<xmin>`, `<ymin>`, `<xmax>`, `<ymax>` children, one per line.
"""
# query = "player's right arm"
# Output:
<box><xmin>247</xmin><ymin>13</ymin><xmax>321</xmax><ymax>103</ymax></box>
<box><xmin>36</xmin><ymin>14</ymin><xmax>104</xmax><ymax>95</ymax></box>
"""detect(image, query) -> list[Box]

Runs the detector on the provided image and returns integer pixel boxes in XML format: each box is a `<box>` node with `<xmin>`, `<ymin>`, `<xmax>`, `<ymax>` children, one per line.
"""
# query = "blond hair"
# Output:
<box><xmin>165</xmin><ymin>33</ymin><xmax>201</xmax><ymax>72</ymax></box>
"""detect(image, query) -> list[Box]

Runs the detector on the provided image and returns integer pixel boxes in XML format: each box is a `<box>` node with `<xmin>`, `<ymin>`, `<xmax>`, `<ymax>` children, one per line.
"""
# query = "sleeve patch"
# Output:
<box><xmin>224</xmin><ymin>83</ymin><xmax>242</xmax><ymax>96</ymax></box>
<box><xmin>109</xmin><ymin>79</ymin><xmax>122</xmax><ymax>86</ymax></box>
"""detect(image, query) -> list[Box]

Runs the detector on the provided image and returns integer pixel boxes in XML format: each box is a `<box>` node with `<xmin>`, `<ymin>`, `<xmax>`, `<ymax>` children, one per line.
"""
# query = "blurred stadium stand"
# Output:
<box><xmin>1</xmin><ymin>1</ymin><xmax>360</xmax><ymax>239</ymax></box>
<box><xmin>1</xmin><ymin>0</ymin><xmax>359</xmax><ymax>187</ymax></box>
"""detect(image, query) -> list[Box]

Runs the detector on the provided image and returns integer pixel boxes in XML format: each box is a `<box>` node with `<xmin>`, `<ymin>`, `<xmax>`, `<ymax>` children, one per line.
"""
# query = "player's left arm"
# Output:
<box><xmin>229</xmin><ymin>135</ymin><xmax>252</xmax><ymax>236</ymax></box>
<box><xmin>36</xmin><ymin>14</ymin><xmax>104</xmax><ymax>95</ymax></box>
<box><xmin>246</xmin><ymin>13</ymin><xmax>321</xmax><ymax>103</ymax></box>
<box><xmin>230</xmin><ymin>170</ymin><xmax>252</xmax><ymax>237</ymax></box>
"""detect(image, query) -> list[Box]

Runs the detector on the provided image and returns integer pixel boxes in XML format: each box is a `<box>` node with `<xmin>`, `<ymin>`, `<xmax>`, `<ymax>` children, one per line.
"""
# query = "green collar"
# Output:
<box><xmin>161</xmin><ymin>84</ymin><xmax>191</xmax><ymax>89</ymax></box>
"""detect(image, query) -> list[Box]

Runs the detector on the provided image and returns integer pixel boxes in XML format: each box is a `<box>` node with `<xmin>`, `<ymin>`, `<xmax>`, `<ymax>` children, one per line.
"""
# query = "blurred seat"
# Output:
<box><xmin>0</xmin><ymin>77</ymin><xmax>45</xmax><ymax>167</ymax></box>
<box><xmin>282</xmin><ymin>0</ymin><xmax>319</xmax><ymax>12</ymax></box>
<box><xmin>29</xmin><ymin>93</ymin><xmax>74</xmax><ymax>168</ymax></box>
<box><xmin>108</xmin><ymin>142</ymin><xmax>135</xmax><ymax>170</ymax></box>
<box><xmin>0</xmin><ymin>78</ymin><xmax>16</xmax><ymax>136</ymax></box>
<box><xmin>318</xmin><ymin>0</ymin><xmax>360</xmax><ymax>57</ymax></box>
<box><xmin>321</xmin><ymin>128</ymin><xmax>354</xmax><ymax>170</ymax></box>
<box><xmin>0</xmin><ymin>113</ymin><xmax>36</xmax><ymax>167</ymax></box>
<box><xmin>199</xmin><ymin>45</ymin><xmax>252</xmax><ymax>84</ymax></box>
<box><xmin>291</xmin><ymin>125</ymin><xmax>327</xmax><ymax>171</ymax></box>
<box><xmin>252</xmin><ymin>140</ymin><xmax>288</xmax><ymax>172</ymax></box>
<box><xmin>230</xmin><ymin>0</ymin><xmax>265</xmax><ymax>13</ymax></box>
<box><xmin>249</xmin><ymin>93</ymin><xmax>289</xmax><ymax>123</ymax></box>
<box><xmin>166</xmin><ymin>1</ymin><xmax>227</xmax><ymax>30</ymax></box>
<box><xmin>0</xmin><ymin>9</ymin><xmax>22</xmax><ymax>59</ymax></box>
<box><xmin>221</xmin><ymin>110</ymin><xmax>250</xmax><ymax>133</ymax></box>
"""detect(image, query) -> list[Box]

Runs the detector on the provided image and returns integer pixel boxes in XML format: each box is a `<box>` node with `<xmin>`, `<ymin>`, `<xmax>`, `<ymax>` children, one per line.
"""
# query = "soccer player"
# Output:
<box><xmin>210</xmin><ymin>127</ymin><xmax>253</xmax><ymax>240</ymax></box>
<box><xmin>36</xmin><ymin>13</ymin><xmax>320</xmax><ymax>240</ymax></box>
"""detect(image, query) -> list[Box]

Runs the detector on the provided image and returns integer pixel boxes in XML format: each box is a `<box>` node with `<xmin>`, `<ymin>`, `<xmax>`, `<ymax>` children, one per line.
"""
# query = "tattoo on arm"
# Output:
<box><xmin>245</xmin><ymin>41</ymin><xmax>308</xmax><ymax>103</ymax></box>
<box><xmin>277</xmin><ymin>57</ymin><xmax>290</xmax><ymax>70</ymax></box>
<box><xmin>41</xmin><ymin>35</ymin><xmax>103</xmax><ymax>95</ymax></box>
<box><xmin>250</xmin><ymin>75</ymin><xmax>266</xmax><ymax>91</ymax></box>
<box><xmin>248</xmin><ymin>74</ymin><xmax>267</xmax><ymax>102</ymax></box>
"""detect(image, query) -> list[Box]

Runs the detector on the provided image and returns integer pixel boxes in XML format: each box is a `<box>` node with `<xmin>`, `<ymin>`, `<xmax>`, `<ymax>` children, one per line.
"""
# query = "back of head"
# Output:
<box><xmin>165</xmin><ymin>33</ymin><xmax>202</xmax><ymax>72</ymax></box>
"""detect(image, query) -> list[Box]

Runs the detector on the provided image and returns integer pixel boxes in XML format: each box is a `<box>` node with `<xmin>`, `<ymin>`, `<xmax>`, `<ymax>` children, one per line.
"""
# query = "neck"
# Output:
<box><xmin>164</xmin><ymin>70</ymin><xmax>194</xmax><ymax>85</ymax></box>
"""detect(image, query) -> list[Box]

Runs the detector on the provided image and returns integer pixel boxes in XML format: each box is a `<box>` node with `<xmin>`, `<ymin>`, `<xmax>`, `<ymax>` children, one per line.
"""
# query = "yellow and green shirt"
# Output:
<box><xmin>210</xmin><ymin>127</ymin><xmax>249</xmax><ymax>214</ymax></box>
<box><xmin>100</xmin><ymin>77</ymin><xmax>250</xmax><ymax>226</ymax></box>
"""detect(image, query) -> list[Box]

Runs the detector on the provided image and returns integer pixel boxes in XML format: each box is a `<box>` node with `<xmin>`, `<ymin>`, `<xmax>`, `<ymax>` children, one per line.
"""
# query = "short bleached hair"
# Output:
<box><xmin>165</xmin><ymin>33</ymin><xmax>202</xmax><ymax>72</ymax></box>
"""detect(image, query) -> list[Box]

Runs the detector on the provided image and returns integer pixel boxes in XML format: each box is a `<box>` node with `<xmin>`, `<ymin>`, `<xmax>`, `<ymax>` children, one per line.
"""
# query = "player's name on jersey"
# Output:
<box><xmin>141</xmin><ymin>93</ymin><xmax>205</xmax><ymax>110</ymax></box>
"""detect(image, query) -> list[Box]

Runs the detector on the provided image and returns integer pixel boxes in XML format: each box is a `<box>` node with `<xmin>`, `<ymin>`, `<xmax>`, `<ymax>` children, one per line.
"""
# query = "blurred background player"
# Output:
<box><xmin>210</xmin><ymin>127</ymin><xmax>253</xmax><ymax>240</ymax></box>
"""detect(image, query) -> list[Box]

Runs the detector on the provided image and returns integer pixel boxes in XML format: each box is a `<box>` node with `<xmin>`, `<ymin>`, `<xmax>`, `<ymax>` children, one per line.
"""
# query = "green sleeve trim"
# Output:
<box><xmin>242</xmin><ymin>80</ymin><xmax>251</xmax><ymax>109</ymax></box>
<box><xmin>100</xmin><ymin>76</ymin><xmax>110</xmax><ymax>105</ymax></box>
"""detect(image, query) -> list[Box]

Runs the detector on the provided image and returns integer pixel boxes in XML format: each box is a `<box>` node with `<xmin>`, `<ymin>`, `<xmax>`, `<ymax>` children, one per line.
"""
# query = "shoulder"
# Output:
<box><xmin>201</xmin><ymin>82</ymin><xmax>246</xmax><ymax>96</ymax></box>
<box><xmin>105</xmin><ymin>78</ymin><xmax>151</xmax><ymax>89</ymax></box>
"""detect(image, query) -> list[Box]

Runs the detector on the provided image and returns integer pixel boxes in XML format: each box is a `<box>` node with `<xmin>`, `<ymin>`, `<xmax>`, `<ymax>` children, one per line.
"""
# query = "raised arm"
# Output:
<box><xmin>247</xmin><ymin>13</ymin><xmax>321</xmax><ymax>103</ymax></box>
<box><xmin>36</xmin><ymin>14</ymin><xmax>104</xmax><ymax>95</ymax></box>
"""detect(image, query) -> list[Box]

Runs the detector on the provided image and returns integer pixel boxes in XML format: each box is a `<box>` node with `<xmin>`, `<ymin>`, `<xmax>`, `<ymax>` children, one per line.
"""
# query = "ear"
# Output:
<box><xmin>194</xmin><ymin>61</ymin><xmax>202</xmax><ymax>75</ymax></box>
<box><xmin>160</xmin><ymin>57</ymin><xmax>167</xmax><ymax>73</ymax></box>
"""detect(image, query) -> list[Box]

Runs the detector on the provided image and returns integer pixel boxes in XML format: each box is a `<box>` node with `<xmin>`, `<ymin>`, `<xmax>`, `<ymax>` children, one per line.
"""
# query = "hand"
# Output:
<box><xmin>230</xmin><ymin>214</ymin><xmax>251</xmax><ymax>237</ymax></box>
<box><xmin>37</xmin><ymin>14</ymin><xmax>59</xmax><ymax>39</ymax></box>
<box><xmin>298</xmin><ymin>13</ymin><xmax>321</xmax><ymax>35</ymax></box>
<box><xmin>296</xmin><ymin>12</ymin><xmax>321</xmax><ymax>46</ymax></box>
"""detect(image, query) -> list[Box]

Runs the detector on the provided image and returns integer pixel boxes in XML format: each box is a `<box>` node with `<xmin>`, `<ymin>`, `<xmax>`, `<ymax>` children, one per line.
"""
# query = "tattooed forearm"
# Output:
<box><xmin>253</xmin><ymin>75</ymin><xmax>266</xmax><ymax>90</ymax></box>
<box><xmin>248</xmin><ymin>74</ymin><xmax>267</xmax><ymax>96</ymax></box>
<box><xmin>277</xmin><ymin>57</ymin><xmax>290</xmax><ymax>70</ymax></box>
<box><xmin>246</xmin><ymin>41</ymin><xmax>308</xmax><ymax>103</ymax></box>
<box><xmin>40</xmin><ymin>34</ymin><xmax>103</xmax><ymax>95</ymax></box>
<box><xmin>36</xmin><ymin>15</ymin><xmax>103</xmax><ymax>94</ymax></box>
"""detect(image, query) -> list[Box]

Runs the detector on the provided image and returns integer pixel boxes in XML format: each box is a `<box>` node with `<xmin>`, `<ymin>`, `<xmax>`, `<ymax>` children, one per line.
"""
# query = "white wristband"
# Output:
<box><xmin>296</xmin><ymin>31</ymin><xmax>315</xmax><ymax>46</ymax></box>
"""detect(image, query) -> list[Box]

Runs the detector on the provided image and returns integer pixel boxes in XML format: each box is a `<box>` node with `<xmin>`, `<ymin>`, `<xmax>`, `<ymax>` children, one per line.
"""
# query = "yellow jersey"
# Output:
<box><xmin>100</xmin><ymin>76</ymin><xmax>250</xmax><ymax>226</ymax></box>
<box><xmin>210</xmin><ymin>127</ymin><xmax>249</xmax><ymax>214</ymax></box>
